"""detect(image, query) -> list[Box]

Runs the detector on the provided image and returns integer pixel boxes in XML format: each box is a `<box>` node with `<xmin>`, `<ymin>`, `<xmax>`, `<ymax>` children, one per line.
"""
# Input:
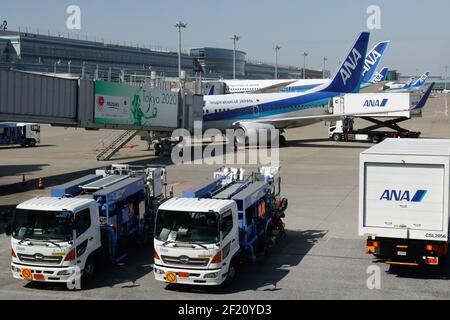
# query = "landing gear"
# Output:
<box><xmin>279</xmin><ymin>135</ymin><xmax>287</xmax><ymax>146</ymax></box>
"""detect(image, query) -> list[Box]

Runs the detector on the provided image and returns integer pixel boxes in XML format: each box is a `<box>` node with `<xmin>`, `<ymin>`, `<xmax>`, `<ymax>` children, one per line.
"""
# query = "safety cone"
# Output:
<box><xmin>38</xmin><ymin>177</ymin><xmax>44</xmax><ymax>190</ymax></box>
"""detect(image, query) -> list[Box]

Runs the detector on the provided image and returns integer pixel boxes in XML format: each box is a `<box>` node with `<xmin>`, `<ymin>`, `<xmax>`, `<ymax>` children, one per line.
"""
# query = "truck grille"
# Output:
<box><xmin>161</xmin><ymin>255</ymin><xmax>209</xmax><ymax>267</ymax></box>
<box><xmin>18</xmin><ymin>253</ymin><xmax>63</xmax><ymax>265</ymax></box>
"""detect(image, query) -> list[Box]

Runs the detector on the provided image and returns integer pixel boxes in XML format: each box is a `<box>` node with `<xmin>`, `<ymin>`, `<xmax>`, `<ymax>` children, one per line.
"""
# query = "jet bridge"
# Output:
<box><xmin>0</xmin><ymin>70</ymin><xmax>203</xmax><ymax>132</ymax></box>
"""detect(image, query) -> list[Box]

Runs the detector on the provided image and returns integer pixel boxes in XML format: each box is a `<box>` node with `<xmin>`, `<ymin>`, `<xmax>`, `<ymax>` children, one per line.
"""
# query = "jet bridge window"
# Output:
<box><xmin>75</xmin><ymin>209</ymin><xmax>91</xmax><ymax>238</ymax></box>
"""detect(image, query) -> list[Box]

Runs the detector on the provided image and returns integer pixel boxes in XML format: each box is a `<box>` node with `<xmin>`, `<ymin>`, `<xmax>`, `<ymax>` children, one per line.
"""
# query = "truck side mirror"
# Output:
<box><xmin>5</xmin><ymin>223</ymin><xmax>11</xmax><ymax>236</ymax></box>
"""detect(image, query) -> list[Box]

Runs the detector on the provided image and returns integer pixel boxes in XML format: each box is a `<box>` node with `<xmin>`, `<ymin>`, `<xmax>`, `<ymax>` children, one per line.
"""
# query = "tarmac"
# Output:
<box><xmin>0</xmin><ymin>93</ymin><xmax>449</xmax><ymax>299</ymax></box>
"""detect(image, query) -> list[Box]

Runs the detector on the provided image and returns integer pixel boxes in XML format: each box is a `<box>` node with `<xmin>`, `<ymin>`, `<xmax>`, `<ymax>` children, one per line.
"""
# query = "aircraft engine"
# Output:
<box><xmin>234</xmin><ymin>122</ymin><xmax>279</xmax><ymax>147</ymax></box>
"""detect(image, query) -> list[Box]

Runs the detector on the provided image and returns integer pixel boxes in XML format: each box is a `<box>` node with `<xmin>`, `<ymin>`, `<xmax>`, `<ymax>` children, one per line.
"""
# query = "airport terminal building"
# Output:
<box><xmin>0</xmin><ymin>30</ymin><xmax>323</xmax><ymax>81</ymax></box>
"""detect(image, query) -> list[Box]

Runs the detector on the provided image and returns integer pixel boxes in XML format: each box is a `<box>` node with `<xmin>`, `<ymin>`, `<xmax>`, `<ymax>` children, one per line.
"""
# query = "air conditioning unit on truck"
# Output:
<box><xmin>6</xmin><ymin>164</ymin><xmax>169</xmax><ymax>287</ymax></box>
<box><xmin>153</xmin><ymin>167</ymin><xmax>288</xmax><ymax>286</ymax></box>
<box><xmin>359</xmin><ymin>139</ymin><xmax>450</xmax><ymax>266</ymax></box>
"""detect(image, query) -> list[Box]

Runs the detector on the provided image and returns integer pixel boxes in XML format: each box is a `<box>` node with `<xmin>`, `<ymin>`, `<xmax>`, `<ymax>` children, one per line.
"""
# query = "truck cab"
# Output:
<box><xmin>153</xmin><ymin>198</ymin><xmax>240</xmax><ymax>286</ymax></box>
<box><xmin>9</xmin><ymin>197</ymin><xmax>101</xmax><ymax>284</ymax></box>
<box><xmin>17</xmin><ymin>123</ymin><xmax>40</xmax><ymax>147</ymax></box>
<box><xmin>153</xmin><ymin>167</ymin><xmax>288</xmax><ymax>287</ymax></box>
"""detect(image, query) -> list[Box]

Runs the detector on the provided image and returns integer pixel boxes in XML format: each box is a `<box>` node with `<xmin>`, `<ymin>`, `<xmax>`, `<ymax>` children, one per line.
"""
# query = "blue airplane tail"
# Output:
<box><xmin>361</xmin><ymin>41</ymin><xmax>390</xmax><ymax>84</ymax></box>
<box><xmin>207</xmin><ymin>84</ymin><xmax>215</xmax><ymax>95</ymax></box>
<box><xmin>378</xmin><ymin>67</ymin><xmax>389</xmax><ymax>81</ymax></box>
<box><xmin>404</xmin><ymin>77</ymin><xmax>415</xmax><ymax>89</ymax></box>
<box><xmin>411</xmin><ymin>71</ymin><xmax>430</xmax><ymax>89</ymax></box>
<box><xmin>413</xmin><ymin>82</ymin><xmax>434</xmax><ymax>110</ymax></box>
<box><xmin>318</xmin><ymin>31</ymin><xmax>370</xmax><ymax>94</ymax></box>
<box><xmin>370</xmin><ymin>67</ymin><xmax>389</xmax><ymax>84</ymax></box>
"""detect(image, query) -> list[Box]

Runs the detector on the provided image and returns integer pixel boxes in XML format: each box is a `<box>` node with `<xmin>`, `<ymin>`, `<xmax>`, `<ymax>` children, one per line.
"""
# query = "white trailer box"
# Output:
<box><xmin>333</xmin><ymin>93</ymin><xmax>421</xmax><ymax>118</ymax></box>
<box><xmin>359</xmin><ymin>139</ymin><xmax>450</xmax><ymax>242</ymax></box>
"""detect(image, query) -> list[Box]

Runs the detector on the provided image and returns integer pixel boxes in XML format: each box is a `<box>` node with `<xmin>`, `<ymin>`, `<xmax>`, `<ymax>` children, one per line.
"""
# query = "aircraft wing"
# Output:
<box><xmin>233</xmin><ymin>108</ymin><xmax>413</xmax><ymax>130</ymax></box>
<box><xmin>252</xmin><ymin>80</ymin><xmax>297</xmax><ymax>94</ymax></box>
<box><xmin>234</xmin><ymin>84</ymin><xmax>435</xmax><ymax>130</ymax></box>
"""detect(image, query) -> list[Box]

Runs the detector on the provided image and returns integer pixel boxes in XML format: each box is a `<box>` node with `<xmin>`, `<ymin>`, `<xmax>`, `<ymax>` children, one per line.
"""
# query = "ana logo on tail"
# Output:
<box><xmin>340</xmin><ymin>48</ymin><xmax>363</xmax><ymax>85</ymax></box>
<box><xmin>362</xmin><ymin>50</ymin><xmax>382</xmax><ymax>77</ymax></box>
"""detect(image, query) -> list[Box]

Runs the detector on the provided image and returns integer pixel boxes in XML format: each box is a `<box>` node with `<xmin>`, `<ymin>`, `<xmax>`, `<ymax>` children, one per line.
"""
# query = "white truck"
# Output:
<box><xmin>359</xmin><ymin>139</ymin><xmax>450</xmax><ymax>266</ymax></box>
<box><xmin>153</xmin><ymin>167</ymin><xmax>288</xmax><ymax>286</ymax></box>
<box><xmin>6</xmin><ymin>164</ymin><xmax>168</xmax><ymax>287</ymax></box>
<box><xmin>329</xmin><ymin>86</ymin><xmax>434</xmax><ymax>144</ymax></box>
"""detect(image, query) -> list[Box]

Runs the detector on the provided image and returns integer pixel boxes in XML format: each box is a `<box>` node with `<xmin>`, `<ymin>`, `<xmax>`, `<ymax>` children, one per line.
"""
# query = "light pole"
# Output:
<box><xmin>302</xmin><ymin>52</ymin><xmax>308</xmax><ymax>79</ymax></box>
<box><xmin>323</xmin><ymin>57</ymin><xmax>328</xmax><ymax>78</ymax></box>
<box><xmin>231</xmin><ymin>34</ymin><xmax>241</xmax><ymax>79</ymax></box>
<box><xmin>175</xmin><ymin>21</ymin><xmax>187</xmax><ymax>81</ymax></box>
<box><xmin>81</xmin><ymin>61</ymin><xmax>85</xmax><ymax>79</ymax></box>
<box><xmin>53</xmin><ymin>59</ymin><xmax>61</xmax><ymax>73</ymax></box>
<box><xmin>445</xmin><ymin>66</ymin><xmax>448</xmax><ymax>115</ymax></box>
<box><xmin>274</xmin><ymin>45</ymin><xmax>281</xmax><ymax>79</ymax></box>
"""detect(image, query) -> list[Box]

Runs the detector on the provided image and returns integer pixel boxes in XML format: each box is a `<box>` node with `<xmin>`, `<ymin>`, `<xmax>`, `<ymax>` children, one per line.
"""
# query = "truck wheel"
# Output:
<box><xmin>82</xmin><ymin>256</ymin><xmax>96</xmax><ymax>283</ymax></box>
<box><xmin>332</xmin><ymin>133</ymin><xmax>341</xmax><ymax>142</ymax></box>
<box><xmin>28</xmin><ymin>139</ymin><xmax>36</xmax><ymax>147</ymax></box>
<box><xmin>371</xmin><ymin>135</ymin><xmax>381</xmax><ymax>144</ymax></box>
<box><xmin>223</xmin><ymin>260</ymin><xmax>237</xmax><ymax>287</ymax></box>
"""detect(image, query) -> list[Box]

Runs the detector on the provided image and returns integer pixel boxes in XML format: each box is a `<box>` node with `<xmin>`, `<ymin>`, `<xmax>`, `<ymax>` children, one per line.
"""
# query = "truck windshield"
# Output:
<box><xmin>11</xmin><ymin>209</ymin><xmax>73</xmax><ymax>242</ymax></box>
<box><xmin>155</xmin><ymin>210</ymin><xmax>219</xmax><ymax>244</ymax></box>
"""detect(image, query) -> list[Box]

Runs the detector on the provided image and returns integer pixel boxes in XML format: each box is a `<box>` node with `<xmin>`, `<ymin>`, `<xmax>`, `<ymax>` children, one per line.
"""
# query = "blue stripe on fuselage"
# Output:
<box><xmin>204</xmin><ymin>92</ymin><xmax>333</xmax><ymax>122</ymax></box>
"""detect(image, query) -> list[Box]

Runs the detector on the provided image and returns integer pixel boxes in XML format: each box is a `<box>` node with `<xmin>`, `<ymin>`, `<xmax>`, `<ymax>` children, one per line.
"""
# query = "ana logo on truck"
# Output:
<box><xmin>363</xmin><ymin>99</ymin><xmax>388</xmax><ymax>108</ymax></box>
<box><xmin>379</xmin><ymin>189</ymin><xmax>428</xmax><ymax>202</ymax></box>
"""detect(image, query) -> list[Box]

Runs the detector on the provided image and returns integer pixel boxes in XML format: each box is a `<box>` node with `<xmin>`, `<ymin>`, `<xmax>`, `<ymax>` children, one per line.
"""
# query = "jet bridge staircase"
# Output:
<box><xmin>96</xmin><ymin>130</ymin><xmax>139</xmax><ymax>161</ymax></box>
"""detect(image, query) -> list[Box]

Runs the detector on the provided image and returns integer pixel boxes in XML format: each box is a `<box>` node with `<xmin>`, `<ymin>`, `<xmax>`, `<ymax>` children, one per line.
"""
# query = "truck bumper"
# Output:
<box><xmin>153</xmin><ymin>264</ymin><xmax>227</xmax><ymax>286</ymax></box>
<box><xmin>11</xmin><ymin>262</ymin><xmax>80</xmax><ymax>283</ymax></box>
<box><xmin>366</xmin><ymin>237</ymin><xmax>448</xmax><ymax>266</ymax></box>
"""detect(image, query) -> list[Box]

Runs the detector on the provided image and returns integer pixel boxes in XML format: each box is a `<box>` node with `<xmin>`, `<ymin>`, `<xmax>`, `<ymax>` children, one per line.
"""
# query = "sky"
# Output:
<box><xmin>2</xmin><ymin>0</ymin><xmax>450</xmax><ymax>77</ymax></box>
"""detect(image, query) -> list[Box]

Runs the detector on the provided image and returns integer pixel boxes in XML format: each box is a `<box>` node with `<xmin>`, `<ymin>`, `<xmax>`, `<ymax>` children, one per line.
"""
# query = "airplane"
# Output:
<box><xmin>384</xmin><ymin>71</ymin><xmax>430</xmax><ymax>92</ymax></box>
<box><xmin>209</xmin><ymin>41</ymin><xmax>389</xmax><ymax>95</ymax></box>
<box><xmin>409</xmin><ymin>71</ymin><xmax>431</xmax><ymax>90</ymax></box>
<box><xmin>203</xmin><ymin>31</ymin><xmax>371</xmax><ymax>145</ymax></box>
<box><xmin>384</xmin><ymin>77</ymin><xmax>415</xmax><ymax>91</ymax></box>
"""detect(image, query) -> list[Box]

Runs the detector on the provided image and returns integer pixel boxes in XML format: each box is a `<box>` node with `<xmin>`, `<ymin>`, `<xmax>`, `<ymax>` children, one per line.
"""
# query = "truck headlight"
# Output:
<box><xmin>57</xmin><ymin>270</ymin><xmax>74</xmax><ymax>276</ymax></box>
<box><xmin>204</xmin><ymin>272</ymin><xmax>219</xmax><ymax>279</ymax></box>
<box><xmin>154</xmin><ymin>268</ymin><xmax>165</xmax><ymax>275</ymax></box>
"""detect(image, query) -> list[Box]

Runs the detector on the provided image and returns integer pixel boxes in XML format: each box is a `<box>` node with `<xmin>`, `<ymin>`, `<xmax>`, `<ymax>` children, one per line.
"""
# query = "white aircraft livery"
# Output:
<box><xmin>203</xmin><ymin>32</ymin><xmax>371</xmax><ymax>137</ymax></box>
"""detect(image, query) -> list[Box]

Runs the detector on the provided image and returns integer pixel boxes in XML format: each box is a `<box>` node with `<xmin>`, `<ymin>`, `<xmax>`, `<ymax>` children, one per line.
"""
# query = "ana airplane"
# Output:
<box><xmin>213</xmin><ymin>41</ymin><xmax>389</xmax><ymax>95</ymax></box>
<box><xmin>370</xmin><ymin>67</ymin><xmax>389</xmax><ymax>84</ymax></box>
<box><xmin>384</xmin><ymin>71</ymin><xmax>430</xmax><ymax>92</ymax></box>
<box><xmin>203</xmin><ymin>31</ymin><xmax>371</xmax><ymax>145</ymax></box>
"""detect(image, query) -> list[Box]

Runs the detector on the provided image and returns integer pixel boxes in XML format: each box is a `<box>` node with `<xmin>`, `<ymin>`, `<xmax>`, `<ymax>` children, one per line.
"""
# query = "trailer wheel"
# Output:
<box><xmin>27</xmin><ymin>139</ymin><xmax>36</xmax><ymax>147</ymax></box>
<box><xmin>371</xmin><ymin>135</ymin><xmax>381</xmax><ymax>144</ymax></box>
<box><xmin>332</xmin><ymin>133</ymin><xmax>341</xmax><ymax>142</ymax></box>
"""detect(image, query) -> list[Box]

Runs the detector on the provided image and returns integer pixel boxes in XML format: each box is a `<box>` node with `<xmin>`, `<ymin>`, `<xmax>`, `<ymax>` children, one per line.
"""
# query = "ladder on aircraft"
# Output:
<box><xmin>96</xmin><ymin>130</ymin><xmax>139</xmax><ymax>161</ymax></box>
